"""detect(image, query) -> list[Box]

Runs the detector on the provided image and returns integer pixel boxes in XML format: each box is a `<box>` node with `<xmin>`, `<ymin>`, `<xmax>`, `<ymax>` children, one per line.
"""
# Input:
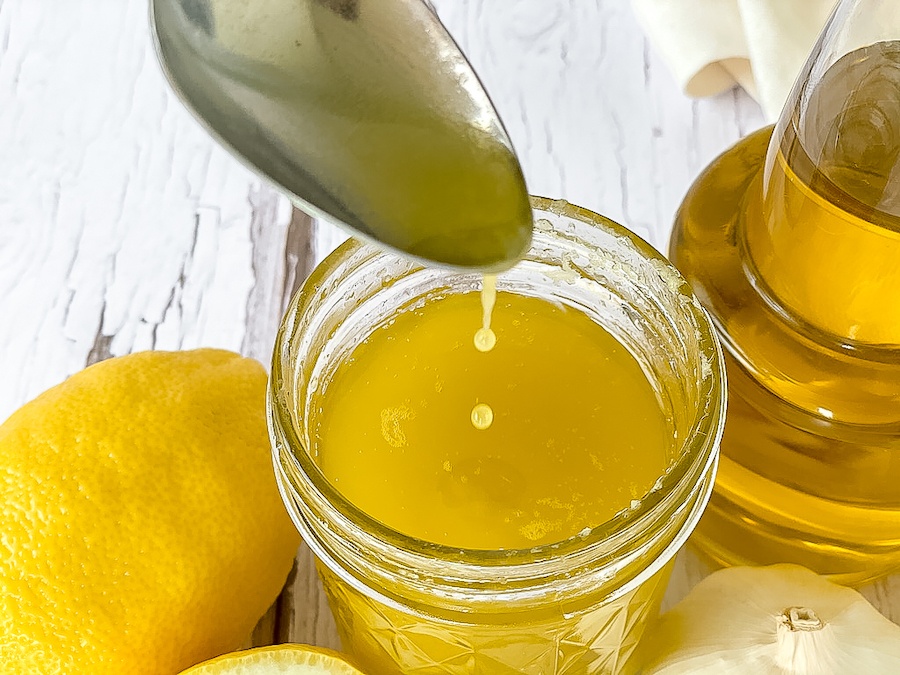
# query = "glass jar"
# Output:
<box><xmin>269</xmin><ymin>197</ymin><xmax>726</xmax><ymax>674</ymax></box>
<box><xmin>669</xmin><ymin>0</ymin><xmax>900</xmax><ymax>584</ymax></box>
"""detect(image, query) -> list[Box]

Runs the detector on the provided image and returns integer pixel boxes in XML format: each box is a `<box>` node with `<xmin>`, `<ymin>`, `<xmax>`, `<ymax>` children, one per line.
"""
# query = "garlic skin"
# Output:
<box><xmin>642</xmin><ymin>564</ymin><xmax>900</xmax><ymax>674</ymax></box>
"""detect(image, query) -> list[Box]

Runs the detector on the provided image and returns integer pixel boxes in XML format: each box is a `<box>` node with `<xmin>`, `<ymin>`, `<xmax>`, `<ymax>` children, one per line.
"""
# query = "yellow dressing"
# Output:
<box><xmin>312</xmin><ymin>290</ymin><xmax>672</xmax><ymax>550</ymax></box>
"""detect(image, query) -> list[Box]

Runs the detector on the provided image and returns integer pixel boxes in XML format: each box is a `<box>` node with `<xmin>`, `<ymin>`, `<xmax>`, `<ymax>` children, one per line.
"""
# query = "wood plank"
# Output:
<box><xmin>278</xmin><ymin>543</ymin><xmax>342</xmax><ymax>649</ymax></box>
<box><xmin>2</xmin><ymin>0</ymin><xmax>898</xmax><ymax>662</ymax></box>
<box><xmin>248</xmin><ymin>604</ymin><xmax>279</xmax><ymax>650</ymax></box>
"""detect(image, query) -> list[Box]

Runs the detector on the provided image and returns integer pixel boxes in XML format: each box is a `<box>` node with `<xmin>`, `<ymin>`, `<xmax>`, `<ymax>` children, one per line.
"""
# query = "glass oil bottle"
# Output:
<box><xmin>670</xmin><ymin>0</ymin><xmax>900</xmax><ymax>584</ymax></box>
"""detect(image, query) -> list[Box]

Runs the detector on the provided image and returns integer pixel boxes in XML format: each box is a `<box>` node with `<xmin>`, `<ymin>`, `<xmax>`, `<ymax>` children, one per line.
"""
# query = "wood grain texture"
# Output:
<box><xmin>0</xmin><ymin>0</ymin><xmax>897</xmax><ymax>664</ymax></box>
<box><xmin>0</xmin><ymin>0</ymin><xmax>295</xmax><ymax>418</ymax></box>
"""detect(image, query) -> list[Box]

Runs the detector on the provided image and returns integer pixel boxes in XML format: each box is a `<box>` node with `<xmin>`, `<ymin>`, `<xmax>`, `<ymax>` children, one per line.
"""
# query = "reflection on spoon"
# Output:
<box><xmin>152</xmin><ymin>0</ymin><xmax>533</xmax><ymax>270</ymax></box>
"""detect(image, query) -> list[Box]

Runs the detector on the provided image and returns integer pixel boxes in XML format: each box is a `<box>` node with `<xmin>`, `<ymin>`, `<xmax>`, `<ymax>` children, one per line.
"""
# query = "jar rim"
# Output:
<box><xmin>270</xmin><ymin>196</ymin><xmax>726</xmax><ymax>608</ymax></box>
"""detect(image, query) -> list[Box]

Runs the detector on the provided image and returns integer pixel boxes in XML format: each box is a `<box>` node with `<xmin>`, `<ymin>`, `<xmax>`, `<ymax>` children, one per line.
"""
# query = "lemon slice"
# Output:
<box><xmin>179</xmin><ymin>645</ymin><xmax>366</xmax><ymax>674</ymax></box>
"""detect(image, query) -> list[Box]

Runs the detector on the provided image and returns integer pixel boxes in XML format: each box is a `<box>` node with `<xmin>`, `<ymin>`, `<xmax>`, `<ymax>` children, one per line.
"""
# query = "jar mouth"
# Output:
<box><xmin>270</xmin><ymin>196</ymin><xmax>726</xmax><ymax>608</ymax></box>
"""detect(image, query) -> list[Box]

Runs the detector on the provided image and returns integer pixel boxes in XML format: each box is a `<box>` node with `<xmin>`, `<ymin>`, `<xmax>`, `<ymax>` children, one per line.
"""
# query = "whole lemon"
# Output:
<box><xmin>0</xmin><ymin>349</ymin><xmax>300</xmax><ymax>674</ymax></box>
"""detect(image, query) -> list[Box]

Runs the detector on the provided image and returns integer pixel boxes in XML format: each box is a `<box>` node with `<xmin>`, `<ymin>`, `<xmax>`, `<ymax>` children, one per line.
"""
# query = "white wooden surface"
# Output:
<box><xmin>1</xmin><ymin>0</ymin><xmax>898</xmax><ymax>660</ymax></box>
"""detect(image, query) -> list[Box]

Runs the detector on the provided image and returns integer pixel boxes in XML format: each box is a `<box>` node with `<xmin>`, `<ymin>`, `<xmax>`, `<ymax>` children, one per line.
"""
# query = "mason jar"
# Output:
<box><xmin>269</xmin><ymin>197</ymin><xmax>726</xmax><ymax>674</ymax></box>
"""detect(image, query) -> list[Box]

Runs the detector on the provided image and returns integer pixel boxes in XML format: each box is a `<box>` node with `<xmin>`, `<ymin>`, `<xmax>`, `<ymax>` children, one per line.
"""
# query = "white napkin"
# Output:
<box><xmin>631</xmin><ymin>0</ymin><xmax>836</xmax><ymax>121</ymax></box>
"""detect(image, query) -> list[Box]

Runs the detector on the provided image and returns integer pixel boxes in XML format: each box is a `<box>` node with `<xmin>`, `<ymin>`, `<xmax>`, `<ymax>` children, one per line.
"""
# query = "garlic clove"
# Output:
<box><xmin>642</xmin><ymin>564</ymin><xmax>900</xmax><ymax>674</ymax></box>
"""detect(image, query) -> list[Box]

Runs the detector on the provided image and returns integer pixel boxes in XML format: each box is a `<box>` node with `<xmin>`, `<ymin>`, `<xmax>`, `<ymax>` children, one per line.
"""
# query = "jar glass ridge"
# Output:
<box><xmin>269</xmin><ymin>197</ymin><xmax>726</xmax><ymax>674</ymax></box>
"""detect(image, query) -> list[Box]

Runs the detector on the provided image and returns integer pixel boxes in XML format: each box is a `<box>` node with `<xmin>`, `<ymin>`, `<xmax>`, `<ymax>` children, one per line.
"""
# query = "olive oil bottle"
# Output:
<box><xmin>671</xmin><ymin>6</ymin><xmax>900</xmax><ymax>585</ymax></box>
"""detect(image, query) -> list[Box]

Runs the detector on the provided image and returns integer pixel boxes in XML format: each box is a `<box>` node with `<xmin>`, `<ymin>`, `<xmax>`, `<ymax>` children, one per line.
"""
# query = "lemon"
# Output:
<box><xmin>179</xmin><ymin>645</ymin><xmax>365</xmax><ymax>674</ymax></box>
<box><xmin>0</xmin><ymin>349</ymin><xmax>300</xmax><ymax>675</ymax></box>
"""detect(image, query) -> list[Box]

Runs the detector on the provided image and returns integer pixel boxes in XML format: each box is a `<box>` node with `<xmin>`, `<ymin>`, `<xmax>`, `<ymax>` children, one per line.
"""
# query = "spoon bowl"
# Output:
<box><xmin>151</xmin><ymin>0</ymin><xmax>532</xmax><ymax>270</ymax></box>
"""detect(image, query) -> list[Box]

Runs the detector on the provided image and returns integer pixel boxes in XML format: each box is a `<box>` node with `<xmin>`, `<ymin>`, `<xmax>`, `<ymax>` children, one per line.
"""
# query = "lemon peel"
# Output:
<box><xmin>0</xmin><ymin>349</ymin><xmax>300</xmax><ymax>675</ymax></box>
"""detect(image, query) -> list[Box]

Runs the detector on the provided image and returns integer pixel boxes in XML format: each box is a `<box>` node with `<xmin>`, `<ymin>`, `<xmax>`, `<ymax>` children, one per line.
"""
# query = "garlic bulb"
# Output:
<box><xmin>642</xmin><ymin>564</ymin><xmax>900</xmax><ymax>674</ymax></box>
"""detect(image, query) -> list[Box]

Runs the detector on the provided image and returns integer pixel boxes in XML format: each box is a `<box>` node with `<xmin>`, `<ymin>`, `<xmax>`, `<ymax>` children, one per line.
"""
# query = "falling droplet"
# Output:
<box><xmin>471</xmin><ymin>403</ymin><xmax>494</xmax><ymax>430</ymax></box>
<box><xmin>474</xmin><ymin>327</ymin><xmax>496</xmax><ymax>352</ymax></box>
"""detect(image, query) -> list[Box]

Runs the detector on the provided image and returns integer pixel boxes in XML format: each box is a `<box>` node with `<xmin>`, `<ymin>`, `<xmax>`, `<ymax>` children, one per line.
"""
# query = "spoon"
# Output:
<box><xmin>150</xmin><ymin>0</ymin><xmax>533</xmax><ymax>270</ymax></box>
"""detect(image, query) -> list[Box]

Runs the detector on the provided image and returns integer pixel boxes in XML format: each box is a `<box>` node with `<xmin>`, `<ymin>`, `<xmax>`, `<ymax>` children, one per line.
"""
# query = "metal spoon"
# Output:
<box><xmin>150</xmin><ymin>0</ymin><xmax>532</xmax><ymax>270</ymax></box>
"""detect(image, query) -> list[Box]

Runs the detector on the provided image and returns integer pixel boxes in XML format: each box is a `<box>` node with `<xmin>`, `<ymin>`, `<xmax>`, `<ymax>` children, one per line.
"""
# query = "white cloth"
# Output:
<box><xmin>631</xmin><ymin>0</ymin><xmax>836</xmax><ymax>121</ymax></box>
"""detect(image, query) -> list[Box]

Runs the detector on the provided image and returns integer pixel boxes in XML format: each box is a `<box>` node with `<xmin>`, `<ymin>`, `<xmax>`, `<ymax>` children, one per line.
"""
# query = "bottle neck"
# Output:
<box><xmin>743</xmin><ymin>43</ymin><xmax>900</xmax><ymax>347</ymax></box>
